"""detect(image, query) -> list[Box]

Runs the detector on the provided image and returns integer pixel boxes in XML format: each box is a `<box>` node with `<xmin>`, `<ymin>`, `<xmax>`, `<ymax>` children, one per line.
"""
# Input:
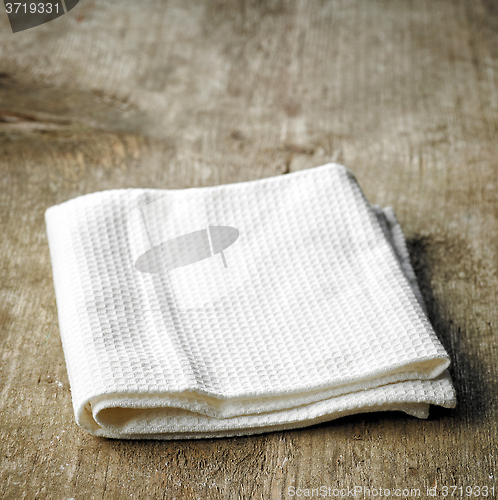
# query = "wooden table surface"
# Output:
<box><xmin>1</xmin><ymin>1</ymin><xmax>497</xmax><ymax>498</ymax></box>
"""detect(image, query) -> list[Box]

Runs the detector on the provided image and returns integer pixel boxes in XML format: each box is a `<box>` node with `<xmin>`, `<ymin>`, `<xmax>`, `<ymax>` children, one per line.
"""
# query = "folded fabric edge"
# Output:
<box><xmin>87</xmin><ymin>387</ymin><xmax>456</xmax><ymax>440</ymax></box>
<box><xmin>91</xmin><ymin>404</ymin><xmax>432</xmax><ymax>440</ymax></box>
<box><xmin>79</xmin><ymin>356</ymin><xmax>451</xmax><ymax>427</ymax></box>
<box><xmin>76</xmin><ymin>372</ymin><xmax>456</xmax><ymax>437</ymax></box>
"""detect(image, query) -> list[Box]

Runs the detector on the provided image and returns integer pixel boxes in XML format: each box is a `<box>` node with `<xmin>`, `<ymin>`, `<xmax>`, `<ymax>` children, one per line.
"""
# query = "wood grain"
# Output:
<box><xmin>0</xmin><ymin>0</ymin><xmax>497</xmax><ymax>498</ymax></box>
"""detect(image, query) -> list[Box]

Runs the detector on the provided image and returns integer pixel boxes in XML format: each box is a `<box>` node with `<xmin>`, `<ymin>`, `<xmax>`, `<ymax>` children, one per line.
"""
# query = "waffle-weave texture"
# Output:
<box><xmin>45</xmin><ymin>163</ymin><xmax>456</xmax><ymax>439</ymax></box>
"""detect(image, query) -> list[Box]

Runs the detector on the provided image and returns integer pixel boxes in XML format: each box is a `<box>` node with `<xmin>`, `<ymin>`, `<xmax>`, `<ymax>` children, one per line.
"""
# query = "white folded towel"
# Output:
<box><xmin>45</xmin><ymin>163</ymin><xmax>456</xmax><ymax>439</ymax></box>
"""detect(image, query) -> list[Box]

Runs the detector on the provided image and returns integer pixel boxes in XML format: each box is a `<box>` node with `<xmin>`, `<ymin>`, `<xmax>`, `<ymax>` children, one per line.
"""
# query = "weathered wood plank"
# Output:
<box><xmin>1</xmin><ymin>0</ymin><xmax>497</xmax><ymax>498</ymax></box>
